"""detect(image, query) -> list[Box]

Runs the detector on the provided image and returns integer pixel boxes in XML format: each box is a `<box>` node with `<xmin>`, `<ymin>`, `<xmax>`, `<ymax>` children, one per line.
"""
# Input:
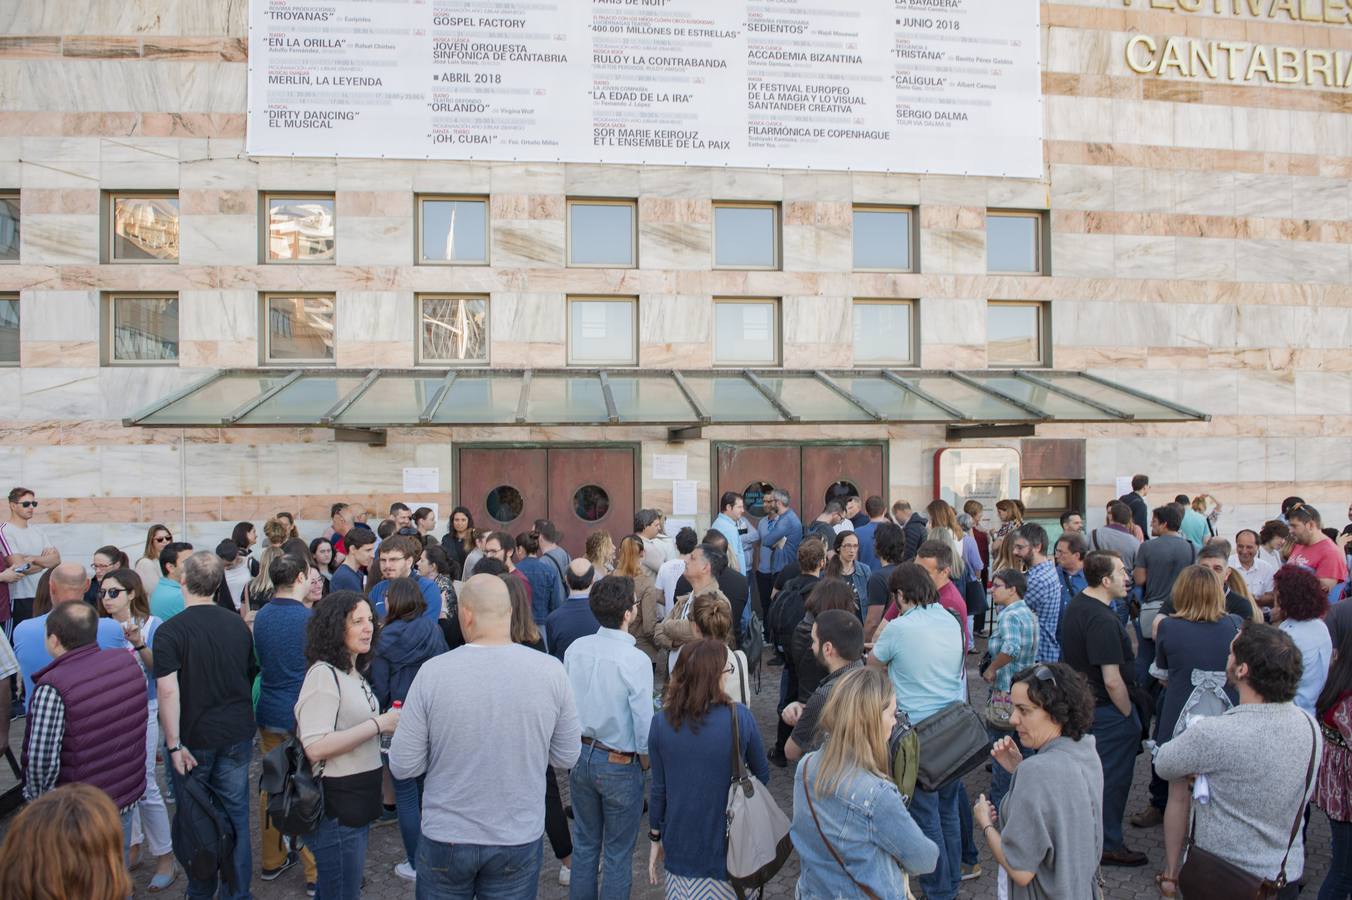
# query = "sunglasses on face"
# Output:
<box><xmin>155</xmin><ymin>535</ymin><xmax>172</xmax><ymax>543</ymax></box>
<box><xmin>98</xmin><ymin>588</ymin><xmax>126</xmax><ymax>599</ymax></box>
<box><xmin>17</xmin><ymin>501</ymin><xmax>37</xmax><ymax>509</ymax></box>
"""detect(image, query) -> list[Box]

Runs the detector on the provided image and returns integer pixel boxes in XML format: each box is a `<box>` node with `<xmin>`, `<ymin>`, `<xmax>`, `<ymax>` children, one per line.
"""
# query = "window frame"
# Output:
<box><xmin>103</xmin><ymin>190</ymin><xmax>180</xmax><ymax>265</ymax></box>
<box><xmin>712</xmin><ymin>297</ymin><xmax>781</xmax><ymax>367</ymax></box>
<box><xmin>565</xmin><ymin>197</ymin><xmax>638</xmax><ymax>269</ymax></box>
<box><xmin>259</xmin><ymin>192</ymin><xmax>337</xmax><ymax>265</ymax></box>
<box><xmin>415</xmin><ymin>293</ymin><xmax>491</xmax><ymax>366</ymax></box>
<box><xmin>851</xmin><ymin>298</ymin><xmax>918</xmax><ymax>367</ymax></box>
<box><xmin>851</xmin><ymin>204</ymin><xmax>917</xmax><ymax>273</ymax></box>
<box><xmin>102</xmin><ymin>291</ymin><xmax>180</xmax><ymax>367</ymax></box>
<box><xmin>0</xmin><ymin>292</ymin><xmax>18</xmax><ymax>366</ymax></box>
<box><xmin>260</xmin><ymin>291</ymin><xmax>337</xmax><ymax>366</ymax></box>
<box><xmin>566</xmin><ymin>295</ymin><xmax>639</xmax><ymax>367</ymax></box>
<box><xmin>415</xmin><ymin>194</ymin><xmax>491</xmax><ymax>266</ymax></box>
<box><xmin>712</xmin><ymin>201</ymin><xmax>781</xmax><ymax>271</ymax></box>
<box><xmin>0</xmin><ymin>192</ymin><xmax>19</xmax><ymax>264</ymax></box>
<box><xmin>1020</xmin><ymin>480</ymin><xmax>1074</xmax><ymax>518</ymax></box>
<box><xmin>986</xmin><ymin>299</ymin><xmax>1050</xmax><ymax>368</ymax></box>
<box><xmin>986</xmin><ymin>209</ymin><xmax>1048</xmax><ymax>276</ymax></box>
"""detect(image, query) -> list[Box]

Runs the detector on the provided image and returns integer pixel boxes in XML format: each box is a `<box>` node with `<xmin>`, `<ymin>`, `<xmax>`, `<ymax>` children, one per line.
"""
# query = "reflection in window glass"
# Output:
<box><xmin>111</xmin><ymin>195</ymin><xmax>179</xmax><ymax>261</ymax></box>
<box><xmin>714</xmin><ymin>301</ymin><xmax>777</xmax><ymax>365</ymax></box>
<box><xmin>1021</xmin><ymin>483</ymin><xmax>1071</xmax><ymax>512</ymax></box>
<box><xmin>0</xmin><ymin>297</ymin><xmax>17</xmax><ymax>363</ymax></box>
<box><xmin>853</xmin><ymin>301</ymin><xmax>913</xmax><ymax>364</ymax></box>
<box><xmin>569</xmin><ymin>299</ymin><xmax>635</xmax><ymax>365</ymax></box>
<box><xmin>987</xmin><ymin>214</ymin><xmax>1040</xmax><ymax>273</ymax></box>
<box><xmin>825</xmin><ymin>480</ymin><xmax>858</xmax><ymax>507</ymax></box>
<box><xmin>568</xmin><ymin>202</ymin><xmax>635</xmax><ymax>266</ymax></box>
<box><xmin>267</xmin><ymin>295</ymin><xmax>335</xmax><ymax>362</ymax></box>
<box><xmin>112</xmin><ymin>296</ymin><xmax>178</xmax><ymax>362</ymax></box>
<box><xmin>420</xmin><ymin>296</ymin><xmax>488</xmax><ymax>363</ymax></box>
<box><xmin>714</xmin><ymin>205</ymin><xmax>777</xmax><ymax>268</ymax></box>
<box><xmin>420</xmin><ymin>198</ymin><xmax>487</xmax><ymax>263</ymax></box>
<box><xmin>0</xmin><ymin>196</ymin><xmax>19</xmax><ymax>262</ymax></box>
<box><xmin>573</xmin><ymin>485</ymin><xmax>611</xmax><ymax>522</ymax></box>
<box><xmin>987</xmin><ymin>302</ymin><xmax>1042</xmax><ymax>366</ymax></box>
<box><xmin>853</xmin><ymin>209</ymin><xmax>911</xmax><ymax>270</ymax></box>
<box><xmin>743</xmin><ymin>481</ymin><xmax>774</xmax><ymax>518</ymax></box>
<box><xmin>267</xmin><ymin>196</ymin><xmax>335</xmax><ymax>262</ymax></box>
<box><xmin>486</xmin><ymin>485</ymin><xmax>524</xmax><ymax>523</ymax></box>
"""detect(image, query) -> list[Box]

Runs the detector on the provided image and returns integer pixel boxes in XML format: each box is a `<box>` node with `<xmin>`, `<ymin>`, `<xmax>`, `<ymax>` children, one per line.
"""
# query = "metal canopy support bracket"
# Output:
<box><xmin>670</xmin><ymin>371</ymin><xmax>711</xmax><ymax>424</ymax></box>
<box><xmin>419</xmin><ymin>370</ymin><xmax>459</xmax><ymax>424</ymax></box>
<box><xmin>743</xmin><ymin>370</ymin><xmax>797</xmax><ymax>422</ymax></box>
<box><xmin>1013</xmin><ymin>370</ymin><xmax>1130</xmax><ymax>420</ymax></box>
<box><xmin>597</xmin><ymin>371</ymin><xmax>620</xmax><ymax>424</ymax></box>
<box><xmin>948</xmin><ymin>370</ymin><xmax>1046</xmax><ymax>418</ymax></box>
<box><xmin>814</xmin><ymin>370</ymin><xmax>883</xmax><ymax>420</ymax></box>
<box><xmin>333</xmin><ymin>426</ymin><xmax>386</xmax><ymax>447</ymax></box>
<box><xmin>1074</xmin><ymin>371</ymin><xmax>1211</xmax><ymax>421</ymax></box>
<box><xmin>221</xmin><ymin>370</ymin><xmax>304</xmax><ymax>425</ymax></box>
<box><xmin>881</xmin><ymin>370</ymin><xmax>970</xmax><ymax>420</ymax></box>
<box><xmin>514</xmin><ymin>370</ymin><xmax>533</xmax><ymax>424</ymax></box>
<box><xmin>321</xmin><ymin>369</ymin><xmax>383</xmax><ymax>426</ymax></box>
<box><xmin>947</xmin><ymin>423</ymin><xmax>1036</xmax><ymax>441</ymax></box>
<box><xmin>122</xmin><ymin>369</ymin><xmax>229</xmax><ymax>426</ymax></box>
<box><xmin>667</xmin><ymin>425</ymin><xmax>703</xmax><ymax>442</ymax></box>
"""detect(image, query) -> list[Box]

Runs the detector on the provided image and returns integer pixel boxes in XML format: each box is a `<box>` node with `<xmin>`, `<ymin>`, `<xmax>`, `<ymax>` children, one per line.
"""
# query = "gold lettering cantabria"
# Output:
<box><xmin>1126</xmin><ymin>35</ymin><xmax>1352</xmax><ymax>86</ymax></box>
<box><xmin>1123</xmin><ymin>0</ymin><xmax>1352</xmax><ymax>24</ymax></box>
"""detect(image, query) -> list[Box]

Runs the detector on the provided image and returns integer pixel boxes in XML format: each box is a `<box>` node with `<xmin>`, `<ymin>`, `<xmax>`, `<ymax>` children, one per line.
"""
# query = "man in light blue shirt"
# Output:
<box><xmin>712</xmin><ymin>491</ymin><xmax>747</xmax><ymax>574</ymax></box>
<box><xmin>563</xmin><ymin>574</ymin><xmax>654</xmax><ymax>900</ymax></box>
<box><xmin>149</xmin><ymin>541</ymin><xmax>194</xmax><ymax>620</ymax></box>
<box><xmin>755</xmin><ymin>489</ymin><xmax>802</xmax><ymax>612</ymax></box>
<box><xmin>14</xmin><ymin>564</ymin><xmax>125</xmax><ymax>708</ymax></box>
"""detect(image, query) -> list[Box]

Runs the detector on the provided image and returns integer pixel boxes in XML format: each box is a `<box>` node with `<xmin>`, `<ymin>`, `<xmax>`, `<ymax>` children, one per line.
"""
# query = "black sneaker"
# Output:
<box><xmin>767</xmin><ymin>749</ymin><xmax>789</xmax><ymax>768</ymax></box>
<box><xmin>260</xmin><ymin>850</ymin><xmax>298</xmax><ymax>881</ymax></box>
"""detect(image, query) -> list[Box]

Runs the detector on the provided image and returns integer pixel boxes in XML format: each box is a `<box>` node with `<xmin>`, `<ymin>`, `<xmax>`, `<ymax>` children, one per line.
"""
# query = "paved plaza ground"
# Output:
<box><xmin>1</xmin><ymin>639</ymin><xmax>1334</xmax><ymax>899</ymax></box>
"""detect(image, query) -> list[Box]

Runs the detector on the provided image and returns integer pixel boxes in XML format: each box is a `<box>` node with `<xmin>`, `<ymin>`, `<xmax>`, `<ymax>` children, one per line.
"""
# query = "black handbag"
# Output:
<box><xmin>259</xmin><ymin>666</ymin><xmax>341</xmax><ymax>836</ymax></box>
<box><xmin>1177</xmin><ymin>714</ymin><xmax>1318</xmax><ymax>899</ymax></box>
<box><xmin>912</xmin><ymin>621</ymin><xmax>991</xmax><ymax>793</ymax></box>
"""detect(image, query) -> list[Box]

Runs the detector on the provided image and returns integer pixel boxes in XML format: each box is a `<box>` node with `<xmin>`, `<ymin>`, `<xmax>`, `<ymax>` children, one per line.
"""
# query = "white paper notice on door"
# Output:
<box><xmin>403</xmin><ymin>467</ymin><xmax>440</xmax><ymax>494</ymax></box>
<box><xmin>672</xmin><ymin>480</ymin><xmax>698</xmax><ymax>516</ymax></box>
<box><xmin>653</xmin><ymin>454</ymin><xmax>688</xmax><ymax>480</ymax></box>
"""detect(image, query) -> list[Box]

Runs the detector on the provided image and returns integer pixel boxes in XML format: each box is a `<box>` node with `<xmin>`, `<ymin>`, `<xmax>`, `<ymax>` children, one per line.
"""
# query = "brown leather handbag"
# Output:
<box><xmin>1177</xmin><ymin>714</ymin><xmax>1318</xmax><ymax>899</ymax></box>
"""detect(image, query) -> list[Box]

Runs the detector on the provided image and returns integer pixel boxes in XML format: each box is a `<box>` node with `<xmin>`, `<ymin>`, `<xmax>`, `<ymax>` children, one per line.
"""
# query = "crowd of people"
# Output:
<box><xmin>0</xmin><ymin>479</ymin><xmax>1349</xmax><ymax>899</ymax></box>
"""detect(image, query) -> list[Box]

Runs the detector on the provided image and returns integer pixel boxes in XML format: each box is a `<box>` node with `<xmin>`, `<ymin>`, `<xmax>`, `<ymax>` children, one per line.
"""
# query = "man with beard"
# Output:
<box><xmin>780</xmin><ymin>609</ymin><xmax>864</xmax><ymax>760</ymax></box>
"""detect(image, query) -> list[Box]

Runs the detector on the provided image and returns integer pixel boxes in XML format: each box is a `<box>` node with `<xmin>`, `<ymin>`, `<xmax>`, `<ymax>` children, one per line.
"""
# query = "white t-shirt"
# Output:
<box><xmin>654</xmin><ymin>558</ymin><xmax>686</xmax><ymax>614</ymax></box>
<box><xmin>1229</xmin><ymin>555</ymin><xmax>1276</xmax><ymax>601</ymax></box>
<box><xmin>1</xmin><ymin>522</ymin><xmax>54</xmax><ymax>600</ymax></box>
<box><xmin>835</xmin><ymin>520</ymin><xmax>855</xmax><ymax>534</ymax></box>
<box><xmin>224</xmin><ymin>563</ymin><xmax>252</xmax><ymax>609</ymax></box>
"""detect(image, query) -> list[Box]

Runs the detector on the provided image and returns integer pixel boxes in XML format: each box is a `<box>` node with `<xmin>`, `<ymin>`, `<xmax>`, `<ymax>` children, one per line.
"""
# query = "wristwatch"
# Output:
<box><xmin>167</xmin><ymin>745</ymin><xmax>183</xmax><ymax>754</ymax></box>
<box><xmin>648</xmin><ymin>830</ymin><xmax>662</xmax><ymax>843</ymax></box>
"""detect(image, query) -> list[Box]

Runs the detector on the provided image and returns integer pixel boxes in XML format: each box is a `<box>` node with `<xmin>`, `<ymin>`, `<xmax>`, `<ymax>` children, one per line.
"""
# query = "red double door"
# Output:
<box><xmin>457</xmin><ymin>446</ymin><xmax>636</xmax><ymax>559</ymax></box>
<box><xmin>715</xmin><ymin>442</ymin><xmax>886</xmax><ymax>535</ymax></box>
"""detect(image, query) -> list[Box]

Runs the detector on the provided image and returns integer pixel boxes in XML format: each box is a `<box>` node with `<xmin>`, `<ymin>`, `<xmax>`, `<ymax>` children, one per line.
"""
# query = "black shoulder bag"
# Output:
<box><xmin>260</xmin><ymin>665</ymin><xmax>341</xmax><ymax>836</ymax></box>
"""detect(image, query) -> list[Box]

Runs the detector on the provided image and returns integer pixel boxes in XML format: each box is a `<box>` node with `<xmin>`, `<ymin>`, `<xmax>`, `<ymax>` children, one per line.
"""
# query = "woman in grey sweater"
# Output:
<box><xmin>974</xmin><ymin>662</ymin><xmax>1104</xmax><ymax>899</ymax></box>
<box><xmin>1155</xmin><ymin>622</ymin><xmax>1323</xmax><ymax>896</ymax></box>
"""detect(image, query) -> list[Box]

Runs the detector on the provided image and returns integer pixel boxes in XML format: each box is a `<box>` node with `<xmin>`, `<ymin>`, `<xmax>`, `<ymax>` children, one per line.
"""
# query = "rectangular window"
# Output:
<box><xmin>713</xmin><ymin>298</ymin><xmax>779</xmax><ymax>366</ymax></box>
<box><xmin>106</xmin><ymin>192</ymin><xmax>179</xmax><ymax>262</ymax></box>
<box><xmin>417</xmin><ymin>196</ymin><xmax>488</xmax><ymax>265</ymax></box>
<box><xmin>987</xmin><ymin>210</ymin><xmax>1045</xmax><ymax>274</ymax></box>
<box><xmin>0</xmin><ymin>194</ymin><xmax>18</xmax><ymax>262</ymax></box>
<box><xmin>263</xmin><ymin>293</ymin><xmax>336</xmax><ymax>364</ymax></box>
<box><xmin>987</xmin><ymin>301</ymin><xmax>1047</xmax><ymax>367</ymax></box>
<box><xmin>0</xmin><ymin>294</ymin><xmax>17</xmax><ymax>364</ymax></box>
<box><xmin>852</xmin><ymin>299</ymin><xmax>915</xmax><ymax>365</ymax></box>
<box><xmin>853</xmin><ymin>206</ymin><xmax>913</xmax><ymax>271</ymax></box>
<box><xmin>105</xmin><ymin>294</ymin><xmax>179</xmax><ymax>364</ymax></box>
<box><xmin>567</xmin><ymin>199</ymin><xmax>636</xmax><ymax>267</ymax></box>
<box><xmin>567</xmin><ymin>297</ymin><xmax>637</xmax><ymax>366</ymax></box>
<box><xmin>262</xmin><ymin>194</ymin><xmax>336</xmax><ymax>263</ymax></box>
<box><xmin>713</xmin><ymin>203</ymin><xmax>779</xmax><ymax>269</ymax></box>
<box><xmin>418</xmin><ymin>295</ymin><xmax>489</xmax><ymax>364</ymax></box>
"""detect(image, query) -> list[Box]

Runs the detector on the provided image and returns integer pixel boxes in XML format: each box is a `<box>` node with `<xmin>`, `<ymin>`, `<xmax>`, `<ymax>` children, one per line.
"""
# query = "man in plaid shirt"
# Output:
<box><xmin>1012</xmin><ymin>523</ymin><xmax>1063</xmax><ymax>662</ymax></box>
<box><xmin>982</xmin><ymin>567</ymin><xmax>1038</xmax><ymax>811</ymax></box>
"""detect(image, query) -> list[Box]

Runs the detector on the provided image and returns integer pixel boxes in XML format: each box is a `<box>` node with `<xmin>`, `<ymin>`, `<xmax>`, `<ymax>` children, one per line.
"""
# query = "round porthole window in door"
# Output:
<box><xmin>485</xmin><ymin>485</ymin><xmax>524</xmax><ymax>524</ymax></box>
<box><xmin>573</xmin><ymin>484</ymin><xmax>610</xmax><ymax>522</ymax></box>
<box><xmin>824</xmin><ymin>480</ymin><xmax>859</xmax><ymax>507</ymax></box>
<box><xmin>743</xmin><ymin>481</ymin><xmax>775</xmax><ymax>518</ymax></box>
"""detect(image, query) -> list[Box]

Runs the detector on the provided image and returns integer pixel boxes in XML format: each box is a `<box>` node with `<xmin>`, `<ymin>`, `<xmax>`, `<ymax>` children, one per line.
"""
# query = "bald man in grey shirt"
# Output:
<box><xmin>390</xmin><ymin>574</ymin><xmax>581</xmax><ymax>892</ymax></box>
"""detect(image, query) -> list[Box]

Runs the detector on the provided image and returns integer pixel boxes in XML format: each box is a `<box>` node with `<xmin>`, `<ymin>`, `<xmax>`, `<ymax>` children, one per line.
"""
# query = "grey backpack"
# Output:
<box><xmin>725</xmin><ymin>705</ymin><xmax>792</xmax><ymax>895</ymax></box>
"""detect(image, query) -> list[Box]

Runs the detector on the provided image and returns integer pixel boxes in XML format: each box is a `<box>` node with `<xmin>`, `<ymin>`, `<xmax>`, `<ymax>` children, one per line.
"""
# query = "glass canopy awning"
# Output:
<box><xmin>124</xmin><ymin>369</ymin><xmax>1206</xmax><ymax>429</ymax></box>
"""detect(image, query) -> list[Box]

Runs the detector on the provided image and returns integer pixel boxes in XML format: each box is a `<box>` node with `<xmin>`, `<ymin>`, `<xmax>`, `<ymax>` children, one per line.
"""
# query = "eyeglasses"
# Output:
<box><xmin>17</xmin><ymin>501</ymin><xmax>37</xmax><ymax>509</ymax></box>
<box><xmin>98</xmin><ymin>588</ymin><xmax>126</xmax><ymax>599</ymax></box>
<box><xmin>154</xmin><ymin>535</ymin><xmax>172</xmax><ymax>543</ymax></box>
<box><xmin>1033</xmin><ymin>665</ymin><xmax>1058</xmax><ymax>687</ymax></box>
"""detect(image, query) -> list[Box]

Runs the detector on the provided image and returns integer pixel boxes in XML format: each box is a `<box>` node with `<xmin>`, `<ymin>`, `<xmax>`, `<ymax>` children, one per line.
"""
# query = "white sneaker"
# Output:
<box><xmin>558</xmin><ymin>865</ymin><xmax>571</xmax><ymax>886</ymax></box>
<box><xmin>395</xmin><ymin>861</ymin><xmax>416</xmax><ymax>882</ymax></box>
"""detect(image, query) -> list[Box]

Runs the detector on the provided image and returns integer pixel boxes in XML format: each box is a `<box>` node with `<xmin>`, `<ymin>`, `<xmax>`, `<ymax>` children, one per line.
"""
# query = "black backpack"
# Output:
<box><xmin>172</xmin><ymin>775</ymin><xmax>238</xmax><ymax>891</ymax></box>
<box><xmin>767</xmin><ymin>577</ymin><xmax>812</xmax><ymax>652</ymax></box>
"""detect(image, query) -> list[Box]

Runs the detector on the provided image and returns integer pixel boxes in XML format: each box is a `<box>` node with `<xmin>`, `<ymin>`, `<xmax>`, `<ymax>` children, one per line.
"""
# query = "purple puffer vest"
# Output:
<box><xmin>24</xmin><ymin>643</ymin><xmax>148</xmax><ymax>808</ymax></box>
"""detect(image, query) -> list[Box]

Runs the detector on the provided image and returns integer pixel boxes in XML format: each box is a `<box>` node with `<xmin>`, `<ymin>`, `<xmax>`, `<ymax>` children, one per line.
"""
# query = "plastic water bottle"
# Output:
<box><xmin>380</xmin><ymin>701</ymin><xmax>401</xmax><ymax>751</ymax></box>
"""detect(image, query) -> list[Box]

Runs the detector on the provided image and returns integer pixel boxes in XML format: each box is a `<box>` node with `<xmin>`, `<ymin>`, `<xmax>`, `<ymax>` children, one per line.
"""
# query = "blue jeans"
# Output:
<box><xmin>416</xmin><ymin>836</ymin><xmax>542</xmax><ymax>900</ymax></box>
<box><xmin>307</xmin><ymin>816</ymin><xmax>369</xmax><ymax>900</ymax></box>
<box><xmin>393</xmin><ymin>771</ymin><xmax>424</xmax><ymax>868</ymax></box>
<box><xmin>569</xmin><ymin>744</ymin><xmax>645</xmax><ymax>900</ymax></box>
<box><xmin>1319</xmin><ymin>816</ymin><xmax>1352</xmax><ymax>900</ymax></box>
<box><xmin>1092</xmin><ymin>704</ymin><xmax>1141</xmax><ymax>852</ymax></box>
<box><xmin>172</xmin><ymin>738</ymin><xmax>253</xmax><ymax>900</ymax></box>
<box><xmin>910</xmin><ymin>781</ymin><xmax>961</xmax><ymax>900</ymax></box>
<box><xmin>956</xmin><ymin>782</ymin><xmax>978</xmax><ymax>867</ymax></box>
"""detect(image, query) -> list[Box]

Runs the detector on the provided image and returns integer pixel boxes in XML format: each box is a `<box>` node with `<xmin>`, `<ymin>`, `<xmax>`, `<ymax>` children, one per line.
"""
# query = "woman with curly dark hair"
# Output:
<box><xmin>1274</xmin><ymin>563</ymin><xmax>1333</xmax><ymax>714</ymax></box>
<box><xmin>973</xmin><ymin>662</ymin><xmax>1101</xmax><ymax>899</ymax></box>
<box><xmin>295</xmin><ymin>590</ymin><xmax>399</xmax><ymax>899</ymax></box>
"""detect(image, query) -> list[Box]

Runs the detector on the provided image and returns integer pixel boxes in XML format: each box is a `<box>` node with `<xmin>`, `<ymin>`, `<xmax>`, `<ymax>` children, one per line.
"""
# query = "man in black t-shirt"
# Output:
<box><xmin>1060</xmin><ymin>549</ymin><xmax>1148</xmax><ymax>868</ymax></box>
<box><xmin>781</xmin><ymin>610</ymin><xmax>864</xmax><ymax>760</ymax></box>
<box><xmin>863</xmin><ymin>522</ymin><xmax>906</xmax><ymax>636</ymax></box>
<box><xmin>154</xmin><ymin>551</ymin><xmax>258</xmax><ymax>898</ymax></box>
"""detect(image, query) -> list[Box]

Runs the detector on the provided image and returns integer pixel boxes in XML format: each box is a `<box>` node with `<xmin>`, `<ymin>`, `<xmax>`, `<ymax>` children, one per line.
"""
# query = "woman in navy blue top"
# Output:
<box><xmin>648</xmin><ymin>639</ymin><xmax>770</xmax><ymax>898</ymax></box>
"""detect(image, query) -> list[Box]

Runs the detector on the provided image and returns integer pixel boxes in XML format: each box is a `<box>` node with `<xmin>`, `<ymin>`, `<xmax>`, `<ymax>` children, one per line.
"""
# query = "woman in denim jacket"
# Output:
<box><xmin>791</xmin><ymin>667</ymin><xmax>938</xmax><ymax>898</ymax></box>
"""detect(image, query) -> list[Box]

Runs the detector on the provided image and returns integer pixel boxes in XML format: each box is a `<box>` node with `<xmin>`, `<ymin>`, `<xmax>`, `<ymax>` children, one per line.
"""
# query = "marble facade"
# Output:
<box><xmin>1</xmin><ymin>0</ymin><xmax>1351</xmax><ymax>559</ymax></box>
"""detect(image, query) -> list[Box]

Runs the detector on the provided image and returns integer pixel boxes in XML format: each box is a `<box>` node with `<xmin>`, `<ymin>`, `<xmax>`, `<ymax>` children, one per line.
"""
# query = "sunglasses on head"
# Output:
<box><xmin>98</xmin><ymin>588</ymin><xmax>126</xmax><ymax>599</ymax></box>
<box><xmin>1033</xmin><ymin>665</ymin><xmax>1058</xmax><ymax>687</ymax></box>
<box><xmin>17</xmin><ymin>501</ymin><xmax>37</xmax><ymax>509</ymax></box>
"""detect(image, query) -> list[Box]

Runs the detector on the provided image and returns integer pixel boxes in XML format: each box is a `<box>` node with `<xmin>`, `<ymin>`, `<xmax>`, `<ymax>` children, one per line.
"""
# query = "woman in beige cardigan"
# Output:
<box><xmin>615</xmin><ymin>534</ymin><xmax>664</xmax><ymax>673</ymax></box>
